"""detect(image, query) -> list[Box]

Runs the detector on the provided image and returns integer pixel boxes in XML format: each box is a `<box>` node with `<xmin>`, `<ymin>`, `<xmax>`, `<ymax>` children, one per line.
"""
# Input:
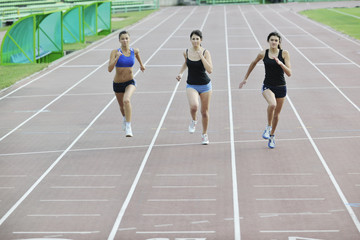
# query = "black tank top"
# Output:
<box><xmin>263</xmin><ymin>49</ymin><xmax>286</xmax><ymax>86</ymax></box>
<box><xmin>186</xmin><ymin>49</ymin><xmax>211</xmax><ymax>85</ymax></box>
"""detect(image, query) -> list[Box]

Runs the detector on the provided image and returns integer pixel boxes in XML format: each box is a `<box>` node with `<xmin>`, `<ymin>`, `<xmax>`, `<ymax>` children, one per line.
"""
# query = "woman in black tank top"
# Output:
<box><xmin>176</xmin><ymin>30</ymin><xmax>213</xmax><ymax>145</ymax></box>
<box><xmin>239</xmin><ymin>32</ymin><xmax>292</xmax><ymax>149</ymax></box>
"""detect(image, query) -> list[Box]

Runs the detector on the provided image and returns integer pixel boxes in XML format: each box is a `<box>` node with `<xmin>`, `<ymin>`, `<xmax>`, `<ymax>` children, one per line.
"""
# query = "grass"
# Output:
<box><xmin>0</xmin><ymin>9</ymin><xmax>156</xmax><ymax>90</ymax></box>
<box><xmin>300</xmin><ymin>7</ymin><xmax>360</xmax><ymax>40</ymax></box>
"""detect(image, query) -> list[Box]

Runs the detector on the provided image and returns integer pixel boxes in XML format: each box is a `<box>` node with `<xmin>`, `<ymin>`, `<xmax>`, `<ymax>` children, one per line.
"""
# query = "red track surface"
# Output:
<box><xmin>0</xmin><ymin>2</ymin><xmax>360</xmax><ymax>240</ymax></box>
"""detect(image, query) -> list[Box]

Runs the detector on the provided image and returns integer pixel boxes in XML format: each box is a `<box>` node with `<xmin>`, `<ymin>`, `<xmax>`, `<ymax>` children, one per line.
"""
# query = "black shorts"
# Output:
<box><xmin>113</xmin><ymin>79</ymin><xmax>136</xmax><ymax>93</ymax></box>
<box><xmin>262</xmin><ymin>84</ymin><xmax>287</xmax><ymax>98</ymax></box>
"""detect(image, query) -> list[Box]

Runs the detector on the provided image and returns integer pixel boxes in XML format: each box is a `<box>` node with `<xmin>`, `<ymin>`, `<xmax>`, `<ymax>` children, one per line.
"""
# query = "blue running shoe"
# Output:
<box><xmin>262</xmin><ymin>126</ymin><xmax>272</xmax><ymax>139</ymax></box>
<box><xmin>268</xmin><ymin>135</ymin><xmax>275</xmax><ymax>149</ymax></box>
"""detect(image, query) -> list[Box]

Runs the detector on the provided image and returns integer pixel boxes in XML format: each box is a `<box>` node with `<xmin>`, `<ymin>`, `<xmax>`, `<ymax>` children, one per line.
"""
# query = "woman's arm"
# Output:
<box><xmin>199</xmin><ymin>49</ymin><xmax>213</xmax><ymax>74</ymax></box>
<box><xmin>176</xmin><ymin>51</ymin><xmax>188</xmax><ymax>81</ymax></box>
<box><xmin>108</xmin><ymin>49</ymin><xmax>121</xmax><ymax>72</ymax></box>
<box><xmin>239</xmin><ymin>51</ymin><xmax>264</xmax><ymax>88</ymax></box>
<box><xmin>275</xmin><ymin>50</ymin><xmax>291</xmax><ymax>77</ymax></box>
<box><xmin>134</xmin><ymin>48</ymin><xmax>145</xmax><ymax>72</ymax></box>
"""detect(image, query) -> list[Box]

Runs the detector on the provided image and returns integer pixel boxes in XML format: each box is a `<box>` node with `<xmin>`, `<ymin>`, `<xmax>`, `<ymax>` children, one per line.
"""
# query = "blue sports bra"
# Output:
<box><xmin>116</xmin><ymin>48</ymin><xmax>135</xmax><ymax>68</ymax></box>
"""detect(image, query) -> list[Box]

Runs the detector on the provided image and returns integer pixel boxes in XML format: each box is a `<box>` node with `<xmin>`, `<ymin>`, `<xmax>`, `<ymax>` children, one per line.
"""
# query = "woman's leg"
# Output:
<box><xmin>115</xmin><ymin>92</ymin><xmax>125</xmax><ymax>117</ymax></box>
<box><xmin>123</xmin><ymin>84</ymin><xmax>136</xmax><ymax>123</ymax></box>
<box><xmin>262</xmin><ymin>89</ymin><xmax>277</xmax><ymax>127</ymax></box>
<box><xmin>186</xmin><ymin>87</ymin><xmax>199</xmax><ymax>121</ymax></box>
<box><xmin>200</xmin><ymin>90</ymin><xmax>212</xmax><ymax>134</ymax></box>
<box><xmin>270</xmin><ymin>97</ymin><xmax>286</xmax><ymax>135</ymax></box>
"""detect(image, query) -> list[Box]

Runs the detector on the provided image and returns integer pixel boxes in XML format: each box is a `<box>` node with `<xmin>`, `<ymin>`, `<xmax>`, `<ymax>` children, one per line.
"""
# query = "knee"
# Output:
<box><xmin>268</xmin><ymin>103</ymin><xmax>276</xmax><ymax>111</ymax></box>
<box><xmin>123</xmin><ymin>98</ymin><xmax>131</xmax><ymax>106</ymax></box>
<box><xmin>201</xmin><ymin>109</ymin><xmax>209</xmax><ymax>118</ymax></box>
<box><xmin>190</xmin><ymin>104</ymin><xmax>198</xmax><ymax>113</ymax></box>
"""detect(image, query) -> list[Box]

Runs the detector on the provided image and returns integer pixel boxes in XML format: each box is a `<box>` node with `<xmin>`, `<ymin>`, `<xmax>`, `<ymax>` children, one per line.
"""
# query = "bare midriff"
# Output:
<box><xmin>114</xmin><ymin>67</ymin><xmax>133</xmax><ymax>83</ymax></box>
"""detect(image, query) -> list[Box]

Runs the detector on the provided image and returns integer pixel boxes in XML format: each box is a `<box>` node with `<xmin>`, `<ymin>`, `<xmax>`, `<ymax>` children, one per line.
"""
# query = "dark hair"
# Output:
<box><xmin>119</xmin><ymin>30</ymin><xmax>129</xmax><ymax>39</ymax></box>
<box><xmin>267</xmin><ymin>32</ymin><xmax>282</xmax><ymax>49</ymax></box>
<box><xmin>190</xmin><ymin>30</ymin><xmax>203</xmax><ymax>40</ymax></box>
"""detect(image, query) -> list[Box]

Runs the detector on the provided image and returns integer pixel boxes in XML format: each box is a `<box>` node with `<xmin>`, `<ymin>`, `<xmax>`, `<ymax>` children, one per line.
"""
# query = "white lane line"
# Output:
<box><xmin>136</xmin><ymin>231</ymin><xmax>215</xmax><ymax>234</ymax></box>
<box><xmin>191</xmin><ymin>220</ymin><xmax>210</xmax><ymax>224</ymax></box>
<box><xmin>107</xmin><ymin>7</ymin><xmax>197</xmax><ymax>240</ymax></box>
<box><xmin>27</xmin><ymin>214</ymin><xmax>101</xmax><ymax>217</ymax></box>
<box><xmin>143</xmin><ymin>214</ymin><xmax>216</xmax><ymax>216</ymax></box>
<box><xmin>154</xmin><ymin>224</ymin><xmax>174</xmax><ymax>227</ymax></box>
<box><xmin>260</xmin><ymin>230</ymin><xmax>339</xmax><ymax>233</ymax></box>
<box><xmin>59</xmin><ymin>65</ymin><xmax>100</xmax><ymax>68</ymax></box>
<box><xmin>145</xmin><ymin>64</ymin><xmax>182</xmax><ymax>67</ymax></box>
<box><xmin>329</xmin><ymin>8</ymin><xmax>360</xmax><ymax>19</ymax></box>
<box><xmin>229</xmin><ymin>47</ymin><xmax>261</xmax><ymax>50</ymax></box>
<box><xmin>13</xmin><ymin>231</ymin><xmax>100</xmax><ymax>234</ymax></box>
<box><xmin>0</xmin><ymin>175</ymin><xmax>27</xmax><ymax>177</ymax></box>
<box><xmin>252</xmin><ymin>173</ymin><xmax>313</xmax><ymax>176</ymax></box>
<box><xmin>254</xmin><ymin>185</ymin><xmax>318</xmax><ymax>188</ymax></box>
<box><xmin>147</xmin><ymin>199</ymin><xmax>216</xmax><ymax>202</ymax></box>
<box><xmin>314</xmin><ymin>62</ymin><xmax>355</xmax><ymax>66</ymax></box>
<box><xmin>256</xmin><ymin>198</ymin><xmax>325</xmax><ymax>201</ymax></box>
<box><xmin>0</xmin><ymin>98</ymin><xmax>114</xmax><ymax>226</ymax></box>
<box><xmin>259</xmin><ymin>212</ymin><xmax>331</xmax><ymax>218</ymax></box>
<box><xmin>1</xmin><ymin>134</ymin><xmax>359</xmax><ymax>157</ymax></box>
<box><xmin>0</xmin><ymin>62</ymin><xmax>108</xmax><ymax>142</ymax></box>
<box><xmin>225</xmin><ymin>6</ymin><xmax>241</xmax><ymax>240</ymax></box>
<box><xmin>61</xmin><ymin>175</ymin><xmax>121</xmax><ymax>177</ymax></box>
<box><xmin>118</xmin><ymin>227</ymin><xmax>136</xmax><ymax>231</ymax></box>
<box><xmin>156</xmin><ymin>173</ymin><xmax>217</xmax><ymax>177</ymax></box>
<box><xmin>0</xmin><ymin>7</ymin><xmax>182</xmax><ymax>227</ymax></box>
<box><xmin>253</xmin><ymin>5</ymin><xmax>360</xmax><ymax>233</ymax></box>
<box><xmin>50</xmin><ymin>186</ymin><xmax>115</xmax><ymax>189</ymax></box>
<box><xmin>297</xmin><ymin>46</ymin><xmax>329</xmax><ymax>49</ymax></box>
<box><xmin>267</xmin><ymin>6</ymin><xmax>360</xmax><ymax>111</ymax></box>
<box><xmin>152</xmin><ymin>185</ymin><xmax>217</xmax><ymax>188</ymax></box>
<box><xmin>40</xmin><ymin>199</ymin><xmax>109</xmax><ymax>202</ymax></box>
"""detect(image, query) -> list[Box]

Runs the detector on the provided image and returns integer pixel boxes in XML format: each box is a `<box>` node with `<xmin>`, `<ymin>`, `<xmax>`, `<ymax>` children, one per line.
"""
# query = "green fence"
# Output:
<box><xmin>0</xmin><ymin>10</ymin><xmax>63</xmax><ymax>64</ymax></box>
<box><xmin>0</xmin><ymin>1</ymin><xmax>112</xmax><ymax>65</ymax></box>
<box><xmin>0</xmin><ymin>0</ymin><xmax>158</xmax><ymax>25</ymax></box>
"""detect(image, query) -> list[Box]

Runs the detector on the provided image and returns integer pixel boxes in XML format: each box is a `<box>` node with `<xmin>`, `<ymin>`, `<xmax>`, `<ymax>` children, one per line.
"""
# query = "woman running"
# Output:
<box><xmin>108</xmin><ymin>30</ymin><xmax>145</xmax><ymax>137</ymax></box>
<box><xmin>239</xmin><ymin>32</ymin><xmax>291</xmax><ymax>148</ymax></box>
<box><xmin>176</xmin><ymin>30</ymin><xmax>213</xmax><ymax>145</ymax></box>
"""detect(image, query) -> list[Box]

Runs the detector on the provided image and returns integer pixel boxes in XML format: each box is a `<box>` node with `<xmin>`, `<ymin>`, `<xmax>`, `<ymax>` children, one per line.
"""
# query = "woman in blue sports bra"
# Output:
<box><xmin>239</xmin><ymin>32</ymin><xmax>292</xmax><ymax>149</ymax></box>
<box><xmin>176</xmin><ymin>30</ymin><xmax>213</xmax><ymax>145</ymax></box>
<box><xmin>108</xmin><ymin>30</ymin><xmax>145</xmax><ymax>137</ymax></box>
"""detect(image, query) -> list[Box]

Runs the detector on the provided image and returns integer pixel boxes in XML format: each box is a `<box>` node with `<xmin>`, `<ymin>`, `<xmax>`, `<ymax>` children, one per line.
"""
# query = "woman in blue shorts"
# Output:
<box><xmin>176</xmin><ymin>30</ymin><xmax>213</xmax><ymax>145</ymax></box>
<box><xmin>108</xmin><ymin>30</ymin><xmax>145</xmax><ymax>137</ymax></box>
<box><xmin>239</xmin><ymin>32</ymin><xmax>292</xmax><ymax>148</ymax></box>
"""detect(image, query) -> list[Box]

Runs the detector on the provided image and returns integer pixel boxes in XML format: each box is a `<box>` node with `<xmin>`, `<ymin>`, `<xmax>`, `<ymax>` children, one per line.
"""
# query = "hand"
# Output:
<box><xmin>140</xmin><ymin>65</ymin><xmax>145</xmax><ymax>72</ymax></box>
<box><xmin>274</xmin><ymin>57</ymin><xmax>282</xmax><ymax>66</ymax></box>
<box><xmin>115</xmin><ymin>50</ymin><xmax>122</xmax><ymax>58</ymax></box>
<box><xmin>176</xmin><ymin>74</ymin><xmax>182</xmax><ymax>81</ymax></box>
<box><xmin>239</xmin><ymin>80</ymin><xmax>247</xmax><ymax>89</ymax></box>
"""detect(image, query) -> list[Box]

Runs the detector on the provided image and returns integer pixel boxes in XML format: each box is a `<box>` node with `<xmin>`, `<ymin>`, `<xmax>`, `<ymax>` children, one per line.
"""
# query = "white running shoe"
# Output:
<box><xmin>125</xmin><ymin>124</ymin><xmax>133</xmax><ymax>137</ymax></box>
<box><xmin>188</xmin><ymin>120</ymin><xmax>197</xmax><ymax>134</ymax></box>
<box><xmin>201</xmin><ymin>134</ymin><xmax>209</xmax><ymax>145</ymax></box>
<box><xmin>262</xmin><ymin>125</ymin><xmax>272</xmax><ymax>139</ymax></box>
<box><xmin>122</xmin><ymin>119</ymin><xmax>126</xmax><ymax>131</ymax></box>
<box><xmin>268</xmin><ymin>135</ymin><xmax>275</xmax><ymax>149</ymax></box>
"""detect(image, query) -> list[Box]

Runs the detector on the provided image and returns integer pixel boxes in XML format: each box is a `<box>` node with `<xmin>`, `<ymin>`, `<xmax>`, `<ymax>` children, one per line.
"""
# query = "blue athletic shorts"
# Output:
<box><xmin>113</xmin><ymin>79</ymin><xmax>136</xmax><ymax>93</ymax></box>
<box><xmin>186</xmin><ymin>82</ymin><xmax>212</xmax><ymax>94</ymax></box>
<box><xmin>262</xmin><ymin>84</ymin><xmax>287</xmax><ymax>98</ymax></box>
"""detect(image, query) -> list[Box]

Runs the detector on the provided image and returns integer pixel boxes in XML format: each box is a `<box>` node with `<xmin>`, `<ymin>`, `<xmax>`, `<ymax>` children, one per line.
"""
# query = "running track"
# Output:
<box><xmin>0</xmin><ymin>2</ymin><xmax>360</xmax><ymax>240</ymax></box>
